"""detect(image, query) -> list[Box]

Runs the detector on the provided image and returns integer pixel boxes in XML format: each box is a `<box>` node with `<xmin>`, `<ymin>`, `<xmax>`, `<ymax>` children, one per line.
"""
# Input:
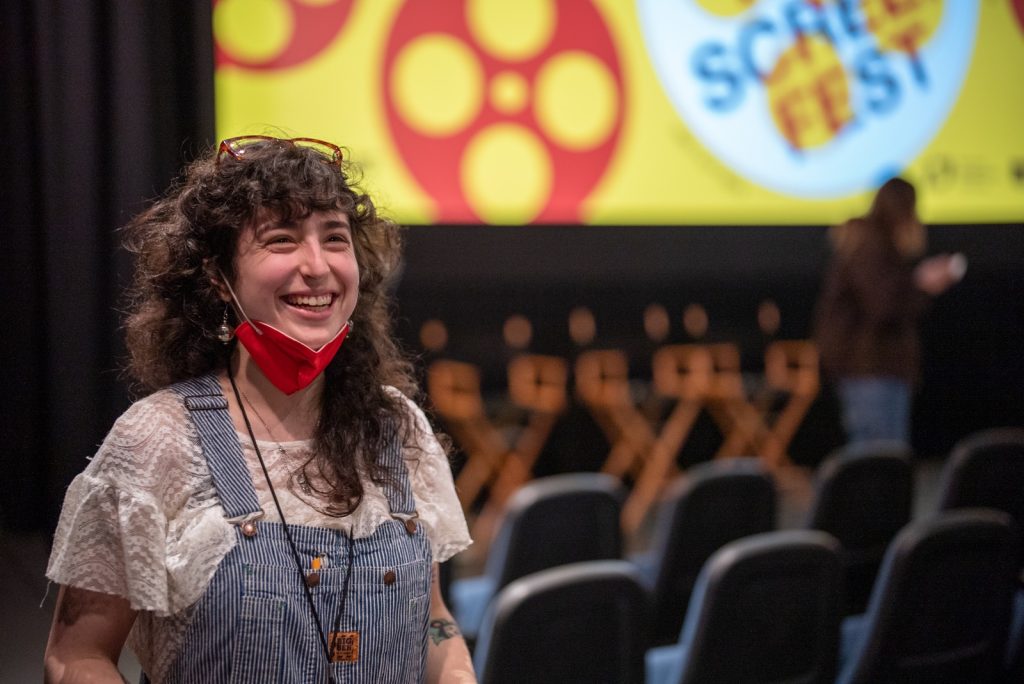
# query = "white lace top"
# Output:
<box><xmin>46</xmin><ymin>385</ymin><xmax>471</xmax><ymax>645</ymax></box>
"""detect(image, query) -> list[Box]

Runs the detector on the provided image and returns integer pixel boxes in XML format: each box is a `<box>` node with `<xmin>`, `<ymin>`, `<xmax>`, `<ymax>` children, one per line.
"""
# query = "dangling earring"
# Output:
<box><xmin>216</xmin><ymin>306</ymin><xmax>234</xmax><ymax>343</ymax></box>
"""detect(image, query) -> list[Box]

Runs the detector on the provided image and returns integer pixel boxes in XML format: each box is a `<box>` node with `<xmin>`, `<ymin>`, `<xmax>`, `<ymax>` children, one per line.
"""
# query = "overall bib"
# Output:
<box><xmin>149</xmin><ymin>375</ymin><xmax>432</xmax><ymax>683</ymax></box>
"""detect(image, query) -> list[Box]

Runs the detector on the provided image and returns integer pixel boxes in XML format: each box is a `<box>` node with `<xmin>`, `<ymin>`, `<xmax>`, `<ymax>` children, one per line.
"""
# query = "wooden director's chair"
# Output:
<box><xmin>427</xmin><ymin>359</ymin><xmax>506</xmax><ymax>513</ymax></box>
<box><xmin>574</xmin><ymin>349</ymin><xmax>656</xmax><ymax>482</ymax></box>
<box><xmin>704</xmin><ymin>341</ymin><xmax>819</xmax><ymax>469</ymax></box>
<box><xmin>470</xmin><ymin>354</ymin><xmax>568</xmax><ymax>548</ymax></box>
<box><xmin>619</xmin><ymin>344</ymin><xmax>713</xmax><ymax>534</ymax></box>
<box><xmin>704</xmin><ymin>342</ymin><xmax>774</xmax><ymax>460</ymax></box>
<box><xmin>427</xmin><ymin>355</ymin><xmax>568</xmax><ymax>552</ymax></box>
<box><xmin>755</xmin><ymin>340</ymin><xmax>820</xmax><ymax>468</ymax></box>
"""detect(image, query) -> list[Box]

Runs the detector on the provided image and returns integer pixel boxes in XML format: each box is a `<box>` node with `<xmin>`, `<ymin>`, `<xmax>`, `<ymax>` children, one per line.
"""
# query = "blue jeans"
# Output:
<box><xmin>837</xmin><ymin>377</ymin><xmax>911</xmax><ymax>446</ymax></box>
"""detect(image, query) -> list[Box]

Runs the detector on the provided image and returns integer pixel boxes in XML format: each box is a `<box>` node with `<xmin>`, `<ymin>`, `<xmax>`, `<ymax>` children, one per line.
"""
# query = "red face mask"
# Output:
<box><xmin>234</xmin><ymin>320</ymin><xmax>350</xmax><ymax>395</ymax></box>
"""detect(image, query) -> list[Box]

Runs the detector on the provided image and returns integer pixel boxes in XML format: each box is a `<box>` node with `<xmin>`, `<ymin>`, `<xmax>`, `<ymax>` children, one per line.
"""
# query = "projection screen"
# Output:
<box><xmin>214</xmin><ymin>0</ymin><xmax>1024</xmax><ymax>225</ymax></box>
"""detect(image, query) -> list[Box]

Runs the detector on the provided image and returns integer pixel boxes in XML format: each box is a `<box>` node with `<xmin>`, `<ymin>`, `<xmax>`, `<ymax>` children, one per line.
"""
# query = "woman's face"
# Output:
<box><xmin>227</xmin><ymin>209</ymin><xmax>359</xmax><ymax>349</ymax></box>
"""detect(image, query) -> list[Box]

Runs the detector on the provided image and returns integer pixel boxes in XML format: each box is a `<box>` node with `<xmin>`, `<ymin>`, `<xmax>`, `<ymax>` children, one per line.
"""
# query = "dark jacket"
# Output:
<box><xmin>813</xmin><ymin>227</ymin><xmax>929</xmax><ymax>384</ymax></box>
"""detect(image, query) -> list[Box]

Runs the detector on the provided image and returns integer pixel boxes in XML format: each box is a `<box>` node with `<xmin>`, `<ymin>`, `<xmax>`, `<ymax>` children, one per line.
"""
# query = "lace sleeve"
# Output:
<box><xmin>45</xmin><ymin>391</ymin><xmax>236</xmax><ymax>616</ymax></box>
<box><xmin>392</xmin><ymin>390</ymin><xmax>472</xmax><ymax>563</ymax></box>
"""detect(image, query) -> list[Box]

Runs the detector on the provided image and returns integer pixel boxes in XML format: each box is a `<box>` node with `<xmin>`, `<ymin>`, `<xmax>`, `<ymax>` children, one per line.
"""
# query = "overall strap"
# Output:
<box><xmin>169</xmin><ymin>374</ymin><xmax>263</xmax><ymax>521</ymax></box>
<box><xmin>380</xmin><ymin>419</ymin><xmax>418</xmax><ymax>518</ymax></box>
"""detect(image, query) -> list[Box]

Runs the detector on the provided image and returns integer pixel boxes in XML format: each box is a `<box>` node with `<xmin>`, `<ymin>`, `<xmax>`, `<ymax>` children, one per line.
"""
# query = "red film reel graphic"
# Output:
<box><xmin>214</xmin><ymin>0</ymin><xmax>355</xmax><ymax>70</ymax></box>
<box><xmin>1013</xmin><ymin>0</ymin><xmax>1024</xmax><ymax>34</ymax></box>
<box><xmin>383</xmin><ymin>0</ymin><xmax>625</xmax><ymax>224</ymax></box>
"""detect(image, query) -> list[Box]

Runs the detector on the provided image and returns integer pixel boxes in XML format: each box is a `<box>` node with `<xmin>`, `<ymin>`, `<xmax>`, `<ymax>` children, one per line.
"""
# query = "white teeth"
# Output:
<box><xmin>287</xmin><ymin>294</ymin><xmax>332</xmax><ymax>307</ymax></box>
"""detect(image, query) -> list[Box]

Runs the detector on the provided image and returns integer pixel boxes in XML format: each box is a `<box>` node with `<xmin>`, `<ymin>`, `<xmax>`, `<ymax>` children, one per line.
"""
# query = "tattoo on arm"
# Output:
<box><xmin>428</xmin><ymin>618</ymin><xmax>462</xmax><ymax>645</ymax></box>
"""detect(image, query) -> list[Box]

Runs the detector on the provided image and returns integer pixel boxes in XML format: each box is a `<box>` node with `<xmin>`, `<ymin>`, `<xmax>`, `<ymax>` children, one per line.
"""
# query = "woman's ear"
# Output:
<box><xmin>204</xmin><ymin>259</ymin><xmax>232</xmax><ymax>302</ymax></box>
<box><xmin>212</xmin><ymin>277</ymin><xmax>231</xmax><ymax>302</ymax></box>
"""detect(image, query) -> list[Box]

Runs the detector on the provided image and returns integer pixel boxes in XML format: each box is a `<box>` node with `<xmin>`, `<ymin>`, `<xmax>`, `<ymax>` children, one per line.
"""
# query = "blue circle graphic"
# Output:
<box><xmin>637</xmin><ymin>0</ymin><xmax>978</xmax><ymax>198</ymax></box>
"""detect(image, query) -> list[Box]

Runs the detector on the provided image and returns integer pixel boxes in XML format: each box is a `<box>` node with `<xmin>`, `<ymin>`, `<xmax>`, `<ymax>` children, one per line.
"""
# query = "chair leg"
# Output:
<box><xmin>622</xmin><ymin>400</ymin><xmax>702</xmax><ymax>534</ymax></box>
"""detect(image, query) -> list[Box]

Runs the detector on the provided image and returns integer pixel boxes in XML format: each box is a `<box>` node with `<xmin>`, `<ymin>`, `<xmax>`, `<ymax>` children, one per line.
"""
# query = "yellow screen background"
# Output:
<box><xmin>215</xmin><ymin>0</ymin><xmax>1024</xmax><ymax>225</ymax></box>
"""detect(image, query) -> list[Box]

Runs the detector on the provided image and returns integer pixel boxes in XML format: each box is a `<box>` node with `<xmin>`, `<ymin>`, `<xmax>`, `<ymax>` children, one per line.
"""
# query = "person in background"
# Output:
<box><xmin>43</xmin><ymin>135</ymin><xmax>475</xmax><ymax>683</ymax></box>
<box><xmin>814</xmin><ymin>177</ymin><xmax>964</xmax><ymax>446</ymax></box>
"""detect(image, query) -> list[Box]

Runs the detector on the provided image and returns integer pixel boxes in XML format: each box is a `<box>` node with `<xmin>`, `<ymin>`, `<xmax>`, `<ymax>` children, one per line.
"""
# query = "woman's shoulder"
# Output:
<box><xmin>382</xmin><ymin>385</ymin><xmax>448</xmax><ymax>454</ymax></box>
<box><xmin>381</xmin><ymin>384</ymin><xmax>408</xmax><ymax>399</ymax></box>
<box><xmin>111</xmin><ymin>373</ymin><xmax>226</xmax><ymax>441</ymax></box>
<box><xmin>829</xmin><ymin>218</ymin><xmax>870</xmax><ymax>255</ymax></box>
<box><xmin>107</xmin><ymin>388</ymin><xmax>190</xmax><ymax>445</ymax></box>
<box><xmin>382</xmin><ymin>384</ymin><xmax>422</xmax><ymax>415</ymax></box>
<box><xmin>87</xmin><ymin>387</ymin><xmax>200</xmax><ymax>481</ymax></box>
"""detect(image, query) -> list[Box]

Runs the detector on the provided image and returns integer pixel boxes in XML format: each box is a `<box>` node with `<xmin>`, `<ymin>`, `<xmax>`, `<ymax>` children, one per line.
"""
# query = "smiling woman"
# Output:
<box><xmin>42</xmin><ymin>136</ymin><xmax>475</xmax><ymax>683</ymax></box>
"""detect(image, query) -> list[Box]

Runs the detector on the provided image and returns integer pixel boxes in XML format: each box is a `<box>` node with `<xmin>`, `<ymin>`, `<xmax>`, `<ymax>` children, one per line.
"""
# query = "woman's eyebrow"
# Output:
<box><xmin>319</xmin><ymin>219</ymin><xmax>352</xmax><ymax>235</ymax></box>
<box><xmin>254</xmin><ymin>218</ymin><xmax>298</xmax><ymax>236</ymax></box>
<box><xmin>322</xmin><ymin>217</ymin><xmax>352</xmax><ymax>231</ymax></box>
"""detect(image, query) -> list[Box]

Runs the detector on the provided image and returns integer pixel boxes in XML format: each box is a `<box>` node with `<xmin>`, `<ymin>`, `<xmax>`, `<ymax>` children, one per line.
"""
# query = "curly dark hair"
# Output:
<box><xmin>122</xmin><ymin>138</ymin><xmax>422</xmax><ymax>515</ymax></box>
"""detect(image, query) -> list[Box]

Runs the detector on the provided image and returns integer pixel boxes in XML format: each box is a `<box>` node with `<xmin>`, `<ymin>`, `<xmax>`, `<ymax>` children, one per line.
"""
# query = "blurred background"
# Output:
<box><xmin>2</xmin><ymin>0</ymin><xmax>1022</xmax><ymax>677</ymax></box>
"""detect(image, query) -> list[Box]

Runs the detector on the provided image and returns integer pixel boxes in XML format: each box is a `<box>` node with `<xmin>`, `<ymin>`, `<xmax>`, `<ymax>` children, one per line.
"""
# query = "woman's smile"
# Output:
<box><xmin>283</xmin><ymin>293</ymin><xmax>336</xmax><ymax>313</ymax></box>
<box><xmin>285</xmin><ymin>293</ymin><xmax>333</xmax><ymax>307</ymax></box>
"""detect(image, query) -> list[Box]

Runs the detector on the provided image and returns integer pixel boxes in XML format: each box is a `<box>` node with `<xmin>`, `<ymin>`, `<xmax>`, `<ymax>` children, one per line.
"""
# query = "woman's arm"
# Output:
<box><xmin>44</xmin><ymin>585</ymin><xmax>138</xmax><ymax>683</ymax></box>
<box><xmin>425</xmin><ymin>563</ymin><xmax>477</xmax><ymax>684</ymax></box>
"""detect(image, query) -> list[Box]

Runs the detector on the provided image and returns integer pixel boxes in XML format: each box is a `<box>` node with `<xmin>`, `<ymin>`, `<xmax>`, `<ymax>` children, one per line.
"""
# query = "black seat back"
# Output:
<box><xmin>486</xmin><ymin>472</ymin><xmax>623</xmax><ymax>591</ymax></box>
<box><xmin>936</xmin><ymin>427</ymin><xmax>1024</xmax><ymax>572</ymax></box>
<box><xmin>474</xmin><ymin>560</ymin><xmax>647</xmax><ymax>684</ymax></box>
<box><xmin>673</xmin><ymin>530</ymin><xmax>843</xmax><ymax>684</ymax></box>
<box><xmin>837</xmin><ymin>509</ymin><xmax>1017</xmax><ymax>684</ymax></box>
<box><xmin>806</xmin><ymin>440</ymin><xmax>913</xmax><ymax>614</ymax></box>
<box><xmin>648</xmin><ymin>457</ymin><xmax>776</xmax><ymax>645</ymax></box>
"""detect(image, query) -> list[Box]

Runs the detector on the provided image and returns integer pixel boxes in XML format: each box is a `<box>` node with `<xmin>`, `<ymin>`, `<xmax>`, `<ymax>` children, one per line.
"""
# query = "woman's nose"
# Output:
<box><xmin>299</xmin><ymin>242</ymin><xmax>329</xmax><ymax>278</ymax></box>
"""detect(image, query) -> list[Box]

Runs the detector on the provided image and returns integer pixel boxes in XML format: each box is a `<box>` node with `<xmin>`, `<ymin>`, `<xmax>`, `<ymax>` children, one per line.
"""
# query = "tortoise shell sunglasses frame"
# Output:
<box><xmin>216</xmin><ymin>135</ymin><xmax>344</xmax><ymax>167</ymax></box>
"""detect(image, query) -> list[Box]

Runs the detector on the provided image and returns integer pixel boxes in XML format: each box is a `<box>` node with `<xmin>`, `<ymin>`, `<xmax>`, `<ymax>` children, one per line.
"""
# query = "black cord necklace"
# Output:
<box><xmin>227</xmin><ymin>365</ymin><xmax>355</xmax><ymax>682</ymax></box>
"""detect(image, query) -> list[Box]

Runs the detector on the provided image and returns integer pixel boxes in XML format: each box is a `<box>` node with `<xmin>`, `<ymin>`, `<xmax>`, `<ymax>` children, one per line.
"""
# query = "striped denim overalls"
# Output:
<box><xmin>152</xmin><ymin>374</ymin><xmax>432</xmax><ymax>683</ymax></box>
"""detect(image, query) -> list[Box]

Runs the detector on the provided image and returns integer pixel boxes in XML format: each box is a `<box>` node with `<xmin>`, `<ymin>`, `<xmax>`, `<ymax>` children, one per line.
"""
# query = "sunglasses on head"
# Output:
<box><xmin>216</xmin><ymin>135</ymin><xmax>344</xmax><ymax>167</ymax></box>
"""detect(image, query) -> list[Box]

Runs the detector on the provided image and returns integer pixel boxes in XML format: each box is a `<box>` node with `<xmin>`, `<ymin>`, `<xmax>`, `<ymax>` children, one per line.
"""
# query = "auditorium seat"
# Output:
<box><xmin>473</xmin><ymin>560</ymin><xmax>647</xmax><ymax>684</ymax></box>
<box><xmin>837</xmin><ymin>509</ymin><xmax>1016</xmax><ymax>684</ymax></box>
<box><xmin>632</xmin><ymin>457</ymin><xmax>776</xmax><ymax>646</ymax></box>
<box><xmin>934</xmin><ymin>427</ymin><xmax>1024</xmax><ymax>576</ymax></box>
<box><xmin>934</xmin><ymin>427</ymin><xmax>1024</xmax><ymax>684</ymax></box>
<box><xmin>450</xmin><ymin>472</ymin><xmax>624</xmax><ymax>641</ymax></box>
<box><xmin>645</xmin><ymin>530</ymin><xmax>842</xmax><ymax>684</ymax></box>
<box><xmin>805</xmin><ymin>440</ymin><xmax>913</xmax><ymax>615</ymax></box>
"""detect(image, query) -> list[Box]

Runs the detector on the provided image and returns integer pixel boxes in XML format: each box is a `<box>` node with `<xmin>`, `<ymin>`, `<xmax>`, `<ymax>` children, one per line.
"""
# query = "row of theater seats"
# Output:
<box><xmin>452</xmin><ymin>428</ymin><xmax>1024</xmax><ymax>683</ymax></box>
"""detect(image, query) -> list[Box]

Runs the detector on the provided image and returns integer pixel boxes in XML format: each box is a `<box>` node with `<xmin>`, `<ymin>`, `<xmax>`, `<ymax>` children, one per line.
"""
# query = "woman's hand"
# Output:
<box><xmin>914</xmin><ymin>253</ymin><xmax>966</xmax><ymax>296</ymax></box>
<box><xmin>44</xmin><ymin>585</ymin><xmax>137</xmax><ymax>683</ymax></box>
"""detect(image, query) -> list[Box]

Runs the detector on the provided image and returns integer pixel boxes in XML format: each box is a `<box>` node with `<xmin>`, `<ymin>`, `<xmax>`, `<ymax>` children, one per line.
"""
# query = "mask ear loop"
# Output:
<box><xmin>217</xmin><ymin>268</ymin><xmax>263</xmax><ymax>336</ymax></box>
